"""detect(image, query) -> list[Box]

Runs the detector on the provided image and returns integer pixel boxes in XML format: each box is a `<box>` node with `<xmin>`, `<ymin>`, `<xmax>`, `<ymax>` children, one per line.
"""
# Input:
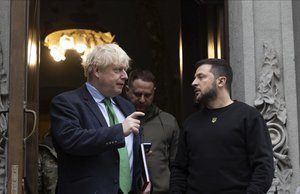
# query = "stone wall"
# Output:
<box><xmin>0</xmin><ymin>0</ymin><xmax>10</xmax><ymax>193</ymax></box>
<box><xmin>228</xmin><ymin>0</ymin><xmax>300</xmax><ymax>193</ymax></box>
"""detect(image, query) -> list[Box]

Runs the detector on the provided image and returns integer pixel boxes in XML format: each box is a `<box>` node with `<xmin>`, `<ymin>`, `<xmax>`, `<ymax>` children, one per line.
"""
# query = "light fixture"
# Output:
<box><xmin>44</xmin><ymin>29</ymin><xmax>115</xmax><ymax>62</ymax></box>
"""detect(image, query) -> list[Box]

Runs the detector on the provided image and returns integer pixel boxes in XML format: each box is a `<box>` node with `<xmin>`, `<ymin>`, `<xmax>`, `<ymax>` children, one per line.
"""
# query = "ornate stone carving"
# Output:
<box><xmin>0</xmin><ymin>37</ymin><xmax>8</xmax><ymax>194</ymax></box>
<box><xmin>254</xmin><ymin>43</ymin><xmax>292</xmax><ymax>194</ymax></box>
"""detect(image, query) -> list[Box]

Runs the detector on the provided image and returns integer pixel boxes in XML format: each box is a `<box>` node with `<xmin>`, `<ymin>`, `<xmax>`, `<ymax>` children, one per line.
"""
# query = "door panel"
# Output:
<box><xmin>8</xmin><ymin>0</ymin><xmax>40</xmax><ymax>193</ymax></box>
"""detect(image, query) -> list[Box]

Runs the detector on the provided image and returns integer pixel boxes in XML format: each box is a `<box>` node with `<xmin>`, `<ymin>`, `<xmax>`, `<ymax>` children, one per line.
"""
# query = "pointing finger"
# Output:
<box><xmin>129</xmin><ymin>111</ymin><xmax>145</xmax><ymax>119</ymax></box>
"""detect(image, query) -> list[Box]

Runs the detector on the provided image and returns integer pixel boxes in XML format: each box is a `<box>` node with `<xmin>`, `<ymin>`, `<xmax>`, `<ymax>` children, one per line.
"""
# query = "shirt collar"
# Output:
<box><xmin>85</xmin><ymin>82</ymin><xmax>116</xmax><ymax>105</ymax></box>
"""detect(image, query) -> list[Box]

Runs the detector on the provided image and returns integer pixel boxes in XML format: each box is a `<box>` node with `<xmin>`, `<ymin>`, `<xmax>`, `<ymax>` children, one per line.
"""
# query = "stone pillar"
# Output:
<box><xmin>0</xmin><ymin>0</ymin><xmax>10</xmax><ymax>193</ymax></box>
<box><xmin>228</xmin><ymin>0</ymin><xmax>300</xmax><ymax>193</ymax></box>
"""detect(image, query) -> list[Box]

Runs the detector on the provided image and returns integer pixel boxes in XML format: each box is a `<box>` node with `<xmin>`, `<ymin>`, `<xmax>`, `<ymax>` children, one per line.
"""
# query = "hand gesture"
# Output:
<box><xmin>122</xmin><ymin>112</ymin><xmax>144</xmax><ymax>136</ymax></box>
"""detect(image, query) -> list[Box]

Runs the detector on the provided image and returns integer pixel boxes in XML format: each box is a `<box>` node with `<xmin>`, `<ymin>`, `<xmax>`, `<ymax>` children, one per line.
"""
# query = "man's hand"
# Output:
<box><xmin>122</xmin><ymin>112</ymin><xmax>145</xmax><ymax>136</ymax></box>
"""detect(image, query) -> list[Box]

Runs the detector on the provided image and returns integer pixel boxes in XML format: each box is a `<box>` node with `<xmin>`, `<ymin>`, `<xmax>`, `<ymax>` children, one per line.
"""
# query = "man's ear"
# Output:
<box><xmin>153</xmin><ymin>87</ymin><xmax>156</xmax><ymax>98</ymax></box>
<box><xmin>93</xmin><ymin>66</ymin><xmax>101</xmax><ymax>78</ymax></box>
<box><xmin>217</xmin><ymin>76</ymin><xmax>227</xmax><ymax>87</ymax></box>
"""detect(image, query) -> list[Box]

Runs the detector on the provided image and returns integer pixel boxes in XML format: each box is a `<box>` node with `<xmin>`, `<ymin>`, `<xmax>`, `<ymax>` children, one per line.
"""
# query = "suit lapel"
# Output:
<box><xmin>113</xmin><ymin>96</ymin><xmax>131</xmax><ymax>118</ymax></box>
<box><xmin>80</xmin><ymin>85</ymin><xmax>133</xmax><ymax>128</ymax></box>
<box><xmin>80</xmin><ymin>85</ymin><xmax>108</xmax><ymax>127</ymax></box>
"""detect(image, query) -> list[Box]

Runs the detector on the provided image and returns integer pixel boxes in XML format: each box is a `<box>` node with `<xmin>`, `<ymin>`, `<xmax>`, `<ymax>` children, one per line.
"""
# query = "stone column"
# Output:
<box><xmin>228</xmin><ymin>0</ymin><xmax>300</xmax><ymax>193</ymax></box>
<box><xmin>0</xmin><ymin>0</ymin><xmax>10</xmax><ymax>193</ymax></box>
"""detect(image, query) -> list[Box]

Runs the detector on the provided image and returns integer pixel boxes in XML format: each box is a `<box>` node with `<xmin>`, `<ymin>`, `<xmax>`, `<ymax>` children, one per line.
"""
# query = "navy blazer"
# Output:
<box><xmin>50</xmin><ymin>85</ymin><xmax>142</xmax><ymax>194</ymax></box>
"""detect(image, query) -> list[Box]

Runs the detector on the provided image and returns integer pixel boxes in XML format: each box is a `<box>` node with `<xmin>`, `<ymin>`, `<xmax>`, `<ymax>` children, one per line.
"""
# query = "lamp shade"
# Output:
<box><xmin>44</xmin><ymin>29</ymin><xmax>115</xmax><ymax>62</ymax></box>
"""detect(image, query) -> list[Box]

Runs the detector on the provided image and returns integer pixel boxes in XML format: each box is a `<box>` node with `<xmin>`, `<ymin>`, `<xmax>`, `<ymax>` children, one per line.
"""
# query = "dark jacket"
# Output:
<box><xmin>50</xmin><ymin>85</ymin><xmax>142</xmax><ymax>194</ymax></box>
<box><xmin>141</xmin><ymin>105</ymin><xmax>179</xmax><ymax>194</ymax></box>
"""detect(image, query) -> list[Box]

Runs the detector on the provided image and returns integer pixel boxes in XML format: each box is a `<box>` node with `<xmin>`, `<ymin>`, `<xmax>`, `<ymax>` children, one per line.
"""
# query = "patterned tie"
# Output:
<box><xmin>103</xmin><ymin>98</ymin><xmax>132</xmax><ymax>194</ymax></box>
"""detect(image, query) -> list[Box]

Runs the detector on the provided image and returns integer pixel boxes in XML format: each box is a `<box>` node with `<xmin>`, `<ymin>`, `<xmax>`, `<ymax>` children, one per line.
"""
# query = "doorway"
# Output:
<box><xmin>6</xmin><ymin>0</ymin><xmax>227</xmax><ymax>193</ymax></box>
<box><xmin>39</xmin><ymin>0</ymin><xmax>183</xmax><ymax>139</ymax></box>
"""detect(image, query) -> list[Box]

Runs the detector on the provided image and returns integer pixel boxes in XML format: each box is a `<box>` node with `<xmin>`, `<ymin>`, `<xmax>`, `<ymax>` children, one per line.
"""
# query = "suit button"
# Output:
<box><xmin>114</xmin><ymin>179</ymin><xmax>118</xmax><ymax>184</ymax></box>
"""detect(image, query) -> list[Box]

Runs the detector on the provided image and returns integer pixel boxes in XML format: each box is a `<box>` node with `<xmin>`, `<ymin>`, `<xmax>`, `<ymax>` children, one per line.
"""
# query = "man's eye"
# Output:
<box><xmin>134</xmin><ymin>93</ymin><xmax>142</xmax><ymax>97</ymax></box>
<box><xmin>197</xmin><ymin>75</ymin><xmax>204</xmax><ymax>80</ymax></box>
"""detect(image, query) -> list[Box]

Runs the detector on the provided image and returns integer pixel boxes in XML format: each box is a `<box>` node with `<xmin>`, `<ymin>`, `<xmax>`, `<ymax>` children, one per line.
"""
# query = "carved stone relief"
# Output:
<box><xmin>0</xmin><ymin>1</ymin><xmax>9</xmax><ymax>193</ymax></box>
<box><xmin>254</xmin><ymin>43</ymin><xmax>292</xmax><ymax>194</ymax></box>
<box><xmin>0</xmin><ymin>37</ymin><xmax>8</xmax><ymax>194</ymax></box>
<box><xmin>0</xmin><ymin>37</ymin><xmax>8</xmax><ymax>193</ymax></box>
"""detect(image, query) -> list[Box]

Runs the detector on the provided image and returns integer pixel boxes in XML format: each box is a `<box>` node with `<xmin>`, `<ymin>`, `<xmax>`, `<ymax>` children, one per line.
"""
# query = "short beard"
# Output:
<box><xmin>195</xmin><ymin>86</ymin><xmax>217</xmax><ymax>107</ymax></box>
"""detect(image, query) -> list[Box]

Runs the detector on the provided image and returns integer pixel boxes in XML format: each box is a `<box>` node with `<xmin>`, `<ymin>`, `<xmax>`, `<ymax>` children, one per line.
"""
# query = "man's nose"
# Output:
<box><xmin>121</xmin><ymin>70</ymin><xmax>128</xmax><ymax>79</ymax></box>
<box><xmin>191</xmin><ymin>79</ymin><xmax>197</xmax><ymax>87</ymax></box>
<box><xmin>139</xmin><ymin>95</ymin><xmax>145</xmax><ymax>103</ymax></box>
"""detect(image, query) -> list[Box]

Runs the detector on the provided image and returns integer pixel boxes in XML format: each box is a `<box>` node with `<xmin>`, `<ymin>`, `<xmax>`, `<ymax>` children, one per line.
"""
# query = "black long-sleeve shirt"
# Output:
<box><xmin>170</xmin><ymin>101</ymin><xmax>274</xmax><ymax>194</ymax></box>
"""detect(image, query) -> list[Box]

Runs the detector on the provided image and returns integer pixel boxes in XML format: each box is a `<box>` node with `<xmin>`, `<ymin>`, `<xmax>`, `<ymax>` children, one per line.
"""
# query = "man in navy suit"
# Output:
<box><xmin>50</xmin><ymin>43</ymin><xmax>150</xmax><ymax>194</ymax></box>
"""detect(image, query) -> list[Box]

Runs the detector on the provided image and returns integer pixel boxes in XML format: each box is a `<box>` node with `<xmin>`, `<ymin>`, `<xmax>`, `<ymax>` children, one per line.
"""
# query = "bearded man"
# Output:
<box><xmin>170</xmin><ymin>58</ymin><xmax>274</xmax><ymax>194</ymax></box>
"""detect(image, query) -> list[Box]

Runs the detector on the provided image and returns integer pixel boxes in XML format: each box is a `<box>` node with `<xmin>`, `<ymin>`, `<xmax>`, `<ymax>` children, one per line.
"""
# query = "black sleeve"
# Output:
<box><xmin>169</xmin><ymin>129</ymin><xmax>188</xmax><ymax>194</ymax></box>
<box><xmin>246</xmin><ymin>113</ymin><xmax>274</xmax><ymax>194</ymax></box>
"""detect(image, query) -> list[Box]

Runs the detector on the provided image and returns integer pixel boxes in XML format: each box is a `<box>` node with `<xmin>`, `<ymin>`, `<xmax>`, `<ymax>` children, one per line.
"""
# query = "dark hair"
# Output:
<box><xmin>195</xmin><ymin>58</ymin><xmax>233</xmax><ymax>90</ymax></box>
<box><xmin>128</xmin><ymin>69</ymin><xmax>156</xmax><ymax>87</ymax></box>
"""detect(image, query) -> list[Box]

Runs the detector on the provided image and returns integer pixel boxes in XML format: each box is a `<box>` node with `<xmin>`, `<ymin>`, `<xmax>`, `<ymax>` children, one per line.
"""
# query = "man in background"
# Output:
<box><xmin>126</xmin><ymin>69</ymin><xmax>180</xmax><ymax>194</ymax></box>
<box><xmin>38</xmin><ymin>132</ymin><xmax>57</xmax><ymax>194</ymax></box>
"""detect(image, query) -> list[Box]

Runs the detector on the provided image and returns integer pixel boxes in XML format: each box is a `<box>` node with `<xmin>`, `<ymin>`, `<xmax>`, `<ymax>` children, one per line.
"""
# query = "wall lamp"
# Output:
<box><xmin>44</xmin><ymin>29</ymin><xmax>115</xmax><ymax>62</ymax></box>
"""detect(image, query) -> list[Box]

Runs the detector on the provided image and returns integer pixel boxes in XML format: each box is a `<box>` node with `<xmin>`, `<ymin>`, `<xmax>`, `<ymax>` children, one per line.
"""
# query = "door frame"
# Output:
<box><xmin>8</xmin><ymin>0</ymin><xmax>40</xmax><ymax>193</ymax></box>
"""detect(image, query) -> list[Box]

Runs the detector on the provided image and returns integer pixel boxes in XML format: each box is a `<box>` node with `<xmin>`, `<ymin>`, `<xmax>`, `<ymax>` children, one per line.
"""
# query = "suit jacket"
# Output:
<box><xmin>50</xmin><ymin>85</ymin><xmax>142</xmax><ymax>194</ymax></box>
